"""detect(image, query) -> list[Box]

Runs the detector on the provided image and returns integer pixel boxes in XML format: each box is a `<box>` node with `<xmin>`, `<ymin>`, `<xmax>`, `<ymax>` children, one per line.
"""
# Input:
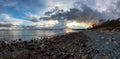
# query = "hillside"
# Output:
<box><xmin>91</xmin><ymin>18</ymin><xmax>120</xmax><ymax>31</ymax></box>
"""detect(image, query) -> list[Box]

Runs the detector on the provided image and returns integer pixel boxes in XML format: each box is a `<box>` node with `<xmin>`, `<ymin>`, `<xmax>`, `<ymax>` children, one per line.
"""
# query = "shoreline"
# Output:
<box><xmin>0</xmin><ymin>31</ymin><xmax>89</xmax><ymax>59</ymax></box>
<box><xmin>0</xmin><ymin>30</ymin><xmax>120</xmax><ymax>59</ymax></box>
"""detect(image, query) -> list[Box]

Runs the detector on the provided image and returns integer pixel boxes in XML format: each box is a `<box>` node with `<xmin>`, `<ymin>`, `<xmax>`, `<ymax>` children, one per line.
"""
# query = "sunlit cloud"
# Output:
<box><xmin>25</xmin><ymin>12</ymin><xmax>41</xmax><ymax>22</ymax></box>
<box><xmin>32</xmin><ymin>20</ymin><xmax>59</xmax><ymax>28</ymax></box>
<box><xmin>66</xmin><ymin>21</ymin><xmax>93</xmax><ymax>29</ymax></box>
<box><xmin>0</xmin><ymin>13</ymin><xmax>31</xmax><ymax>26</ymax></box>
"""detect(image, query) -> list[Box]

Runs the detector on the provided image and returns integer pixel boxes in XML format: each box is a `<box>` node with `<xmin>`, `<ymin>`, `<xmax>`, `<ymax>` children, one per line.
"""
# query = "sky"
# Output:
<box><xmin>0</xmin><ymin>0</ymin><xmax>120</xmax><ymax>29</ymax></box>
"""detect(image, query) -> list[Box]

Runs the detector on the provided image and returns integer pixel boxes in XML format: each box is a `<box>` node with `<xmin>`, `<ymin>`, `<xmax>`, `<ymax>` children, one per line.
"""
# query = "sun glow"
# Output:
<box><xmin>66</xmin><ymin>21</ymin><xmax>93</xmax><ymax>29</ymax></box>
<box><xmin>33</xmin><ymin>20</ymin><xmax>59</xmax><ymax>28</ymax></box>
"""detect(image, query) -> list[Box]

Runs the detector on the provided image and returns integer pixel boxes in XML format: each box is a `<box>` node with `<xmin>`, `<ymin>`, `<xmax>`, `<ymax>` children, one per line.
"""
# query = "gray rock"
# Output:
<box><xmin>106</xmin><ymin>41</ymin><xmax>109</xmax><ymax>45</ymax></box>
<box><xmin>93</xmin><ymin>54</ymin><xmax>102</xmax><ymax>59</ymax></box>
<box><xmin>101</xmin><ymin>37</ymin><xmax>105</xmax><ymax>39</ymax></box>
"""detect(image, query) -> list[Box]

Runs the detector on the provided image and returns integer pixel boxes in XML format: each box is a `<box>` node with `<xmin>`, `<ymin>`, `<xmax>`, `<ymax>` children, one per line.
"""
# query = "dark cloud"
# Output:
<box><xmin>0</xmin><ymin>23</ymin><xmax>13</xmax><ymax>27</ymax></box>
<box><xmin>115</xmin><ymin>0</ymin><xmax>120</xmax><ymax>16</ymax></box>
<box><xmin>40</xmin><ymin>17</ymin><xmax>51</xmax><ymax>20</ymax></box>
<box><xmin>117</xmin><ymin>0</ymin><xmax>120</xmax><ymax>8</ymax></box>
<box><xmin>26</xmin><ymin>17</ymin><xmax>39</xmax><ymax>22</ymax></box>
<box><xmin>40</xmin><ymin>3</ymin><xmax>103</xmax><ymax>21</ymax></box>
<box><xmin>39</xmin><ymin>0</ymin><xmax>120</xmax><ymax>21</ymax></box>
<box><xmin>4</xmin><ymin>0</ymin><xmax>118</xmax><ymax>23</ymax></box>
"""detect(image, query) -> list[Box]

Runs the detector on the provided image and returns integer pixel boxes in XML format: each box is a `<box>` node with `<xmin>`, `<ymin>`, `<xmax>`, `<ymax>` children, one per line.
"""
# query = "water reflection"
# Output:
<box><xmin>0</xmin><ymin>30</ymin><xmax>67</xmax><ymax>41</ymax></box>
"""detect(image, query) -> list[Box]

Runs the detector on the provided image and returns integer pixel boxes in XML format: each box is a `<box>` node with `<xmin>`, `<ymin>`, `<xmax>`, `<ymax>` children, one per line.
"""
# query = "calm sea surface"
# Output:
<box><xmin>0</xmin><ymin>29</ymin><xmax>76</xmax><ymax>41</ymax></box>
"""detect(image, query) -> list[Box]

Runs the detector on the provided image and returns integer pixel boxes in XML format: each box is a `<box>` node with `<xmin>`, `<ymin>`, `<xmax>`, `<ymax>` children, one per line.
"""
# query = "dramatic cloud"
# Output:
<box><xmin>39</xmin><ymin>0</ymin><xmax>120</xmax><ymax>21</ymax></box>
<box><xmin>40</xmin><ymin>3</ymin><xmax>102</xmax><ymax>22</ymax></box>
<box><xmin>93</xmin><ymin>0</ymin><xmax>119</xmax><ymax>19</ymax></box>
<box><xmin>0</xmin><ymin>0</ymin><xmax>120</xmax><ymax>29</ymax></box>
<box><xmin>0</xmin><ymin>23</ymin><xmax>13</xmax><ymax>27</ymax></box>
<box><xmin>83</xmin><ymin>0</ymin><xmax>120</xmax><ymax>19</ymax></box>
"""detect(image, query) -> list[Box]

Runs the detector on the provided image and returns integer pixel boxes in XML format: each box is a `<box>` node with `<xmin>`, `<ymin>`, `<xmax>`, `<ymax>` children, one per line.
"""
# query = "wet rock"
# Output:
<box><xmin>55</xmin><ymin>52</ymin><xmax>63</xmax><ymax>58</ymax></box>
<box><xmin>106</xmin><ymin>41</ymin><xmax>109</xmax><ymax>45</ymax></box>
<box><xmin>18</xmin><ymin>38</ymin><xmax>22</xmax><ymax>41</ymax></box>
<box><xmin>104</xmin><ymin>55</ymin><xmax>111</xmax><ymax>59</ymax></box>
<box><xmin>113</xmin><ymin>41</ymin><xmax>118</xmax><ymax>45</ymax></box>
<box><xmin>93</xmin><ymin>54</ymin><xmax>102</xmax><ymax>59</ymax></box>
<box><xmin>61</xmin><ymin>53</ymin><xmax>71</xmax><ymax>59</ymax></box>
<box><xmin>112</xmin><ymin>57</ymin><xmax>118</xmax><ymax>59</ymax></box>
<box><xmin>101</xmin><ymin>36</ymin><xmax>105</xmax><ymax>39</ymax></box>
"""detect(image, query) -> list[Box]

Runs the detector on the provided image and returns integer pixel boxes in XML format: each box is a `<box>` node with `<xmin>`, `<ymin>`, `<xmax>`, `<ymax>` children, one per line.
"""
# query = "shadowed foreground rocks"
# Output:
<box><xmin>0</xmin><ymin>31</ymin><xmax>99</xmax><ymax>59</ymax></box>
<box><xmin>0</xmin><ymin>30</ymin><xmax>119</xmax><ymax>59</ymax></box>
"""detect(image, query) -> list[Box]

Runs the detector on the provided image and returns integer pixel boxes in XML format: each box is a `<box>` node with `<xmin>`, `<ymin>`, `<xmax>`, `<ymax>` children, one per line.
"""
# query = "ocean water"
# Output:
<box><xmin>0</xmin><ymin>29</ymin><xmax>74</xmax><ymax>41</ymax></box>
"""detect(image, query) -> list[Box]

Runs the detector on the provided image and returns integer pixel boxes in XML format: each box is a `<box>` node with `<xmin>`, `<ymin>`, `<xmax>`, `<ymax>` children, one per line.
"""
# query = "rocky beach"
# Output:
<box><xmin>0</xmin><ymin>30</ymin><xmax>120</xmax><ymax>59</ymax></box>
<box><xmin>1</xmin><ymin>0</ymin><xmax>120</xmax><ymax>59</ymax></box>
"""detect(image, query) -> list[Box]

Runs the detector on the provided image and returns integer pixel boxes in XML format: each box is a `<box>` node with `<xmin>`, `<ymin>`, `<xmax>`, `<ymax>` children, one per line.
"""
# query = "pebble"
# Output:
<box><xmin>113</xmin><ymin>57</ymin><xmax>118</xmax><ymax>59</ymax></box>
<box><xmin>113</xmin><ymin>41</ymin><xmax>118</xmax><ymax>45</ymax></box>
<box><xmin>104</xmin><ymin>55</ymin><xmax>111</xmax><ymax>59</ymax></box>
<box><xmin>108</xmin><ymin>39</ymin><xmax>112</xmax><ymax>42</ymax></box>
<box><xmin>93</xmin><ymin>54</ymin><xmax>102</xmax><ymax>59</ymax></box>
<box><xmin>112</xmin><ymin>38</ymin><xmax>115</xmax><ymax>40</ymax></box>
<box><xmin>101</xmin><ymin>36</ymin><xmax>105</xmax><ymax>39</ymax></box>
<box><xmin>106</xmin><ymin>41</ymin><xmax>109</xmax><ymax>45</ymax></box>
